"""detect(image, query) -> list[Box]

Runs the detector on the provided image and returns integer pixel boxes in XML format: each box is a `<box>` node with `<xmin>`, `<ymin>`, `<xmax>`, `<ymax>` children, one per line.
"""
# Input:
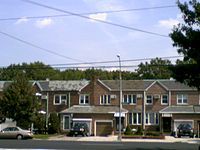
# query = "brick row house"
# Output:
<box><xmin>0</xmin><ymin>79</ymin><xmax>200</xmax><ymax>137</ymax></box>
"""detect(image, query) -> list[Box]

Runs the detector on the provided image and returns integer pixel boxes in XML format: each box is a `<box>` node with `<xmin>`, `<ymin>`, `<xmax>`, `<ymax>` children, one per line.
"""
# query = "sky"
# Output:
<box><xmin>0</xmin><ymin>0</ymin><xmax>185</xmax><ymax>70</ymax></box>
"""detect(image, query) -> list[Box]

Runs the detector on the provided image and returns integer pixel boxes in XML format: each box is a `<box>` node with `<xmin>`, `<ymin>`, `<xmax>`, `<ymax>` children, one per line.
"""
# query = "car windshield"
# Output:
<box><xmin>178</xmin><ymin>124</ymin><xmax>192</xmax><ymax>129</ymax></box>
<box><xmin>73</xmin><ymin>123</ymin><xmax>88</xmax><ymax>129</ymax></box>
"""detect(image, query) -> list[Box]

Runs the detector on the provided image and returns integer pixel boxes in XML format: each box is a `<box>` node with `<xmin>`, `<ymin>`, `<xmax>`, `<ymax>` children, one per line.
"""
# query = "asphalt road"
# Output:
<box><xmin>0</xmin><ymin>140</ymin><xmax>199</xmax><ymax>150</ymax></box>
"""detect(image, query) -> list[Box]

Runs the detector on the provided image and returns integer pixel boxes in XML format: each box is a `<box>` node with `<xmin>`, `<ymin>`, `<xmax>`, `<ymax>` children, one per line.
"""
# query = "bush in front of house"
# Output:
<box><xmin>124</xmin><ymin>124</ymin><xmax>132</xmax><ymax>135</ymax></box>
<box><xmin>135</xmin><ymin>126</ymin><xmax>143</xmax><ymax>135</ymax></box>
<box><xmin>48</xmin><ymin>112</ymin><xmax>60</xmax><ymax>134</ymax></box>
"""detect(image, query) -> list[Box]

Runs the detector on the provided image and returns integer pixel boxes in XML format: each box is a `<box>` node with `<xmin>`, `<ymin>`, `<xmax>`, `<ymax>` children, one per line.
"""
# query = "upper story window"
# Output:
<box><xmin>54</xmin><ymin>94</ymin><xmax>69</xmax><ymax>105</ymax></box>
<box><xmin>123</xmin><ymin>94</ymin><xmax>137</xmax><ymax>104</ymax></box>
<box><xmin>177</xmin><ymin>94</ymin><xmax>188</xmax><ymax>105</ymax></box>
<box><xmin>100</xmin><ymin>95</ymin><xmax>111</xmax><ymax>105</ymax></box>
<box><xmin>146</xmin><ymin>95</ymin><xmax>153</xmax><ymax>105</ymax></box>
<box><xmin>161</xmin><ymin>95</ymin><xmax>168</xmax><ymax>105</ymax></box>
<box><xmin>79</xmin><ymin>94</ymin><xmax>89</xmax><ymax>105</ymax></box>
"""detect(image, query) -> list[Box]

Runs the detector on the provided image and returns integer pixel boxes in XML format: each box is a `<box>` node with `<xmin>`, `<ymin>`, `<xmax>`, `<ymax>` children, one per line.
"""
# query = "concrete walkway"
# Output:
<box><xmin>48</xmin><ymin>135</ymin><xmax>200</xmax><ymax>144</ymax></box>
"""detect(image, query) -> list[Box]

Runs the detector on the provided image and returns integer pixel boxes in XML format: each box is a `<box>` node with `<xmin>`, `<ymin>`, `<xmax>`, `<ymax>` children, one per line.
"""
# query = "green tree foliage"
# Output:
<box><xmin>136</xmin><ymin>58</ymin><xmax>172</xmax><ymax>79</ymax></box>
<box><xmin>0</xmin><ymin>73</ymin><xmax>38</xmax><ymax>129</ymax></box>
<box><xmin>48</xmin><ymin>112</ymin><xmax>60</xmax><ymax>134</ymax></box>
<box><xmin>170</xmin><ymin>0</ymin><xmax>200</xmax><ymax>89</ymax></box>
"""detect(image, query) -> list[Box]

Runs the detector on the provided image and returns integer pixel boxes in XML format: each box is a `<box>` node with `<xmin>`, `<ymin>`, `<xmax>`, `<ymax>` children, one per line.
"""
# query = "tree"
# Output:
<box><xmin>0</xmin><ymin>73</ymin><xmax>38</xmax><ymax>129</ymax></box>
<box><xmin>136</xmin><ymin>58</ymin><xmax>172</xmax><ymax>79</ymax></box>
<box><xmin>170</xmin><ymin>0</ymin><xmax>200</xmax><ymax>89</ymax></box>
<box><xmin>48</xmin><ymin>112</ymin><xmax>60</xmax><ymax>134</ymax></box>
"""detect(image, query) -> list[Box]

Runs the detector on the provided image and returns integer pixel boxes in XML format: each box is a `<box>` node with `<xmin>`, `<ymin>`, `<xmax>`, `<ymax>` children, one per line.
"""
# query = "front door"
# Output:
<box><xmin>115</xmin><ymin>117</ymin><xmax>124</xmax><ymax>131</ymax></box>
<box><xmin>163</xmin><ymin>117</ymin><xmax>171</xmax><ymax>132</ymax></box>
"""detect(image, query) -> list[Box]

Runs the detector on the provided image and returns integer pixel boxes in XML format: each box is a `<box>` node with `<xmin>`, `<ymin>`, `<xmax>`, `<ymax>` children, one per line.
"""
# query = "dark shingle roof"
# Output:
<box><xmin>101</xmin><ymin>80</ymin><xmax>154</xmax><ymax>91</ymax></box>
<box><xmin>159</xmin><ymin>80</ymin><xmax>196</xmax><ymax>91</ymax></box>
<box><xmin>100</xmin><ymin>80</ymin><xmax>196</xmax><ymax>91</ymax></box>
<box><xmin>60</xmin><ymin>105</ymin><xmax>128</xmax><ymax>114</ymax></box>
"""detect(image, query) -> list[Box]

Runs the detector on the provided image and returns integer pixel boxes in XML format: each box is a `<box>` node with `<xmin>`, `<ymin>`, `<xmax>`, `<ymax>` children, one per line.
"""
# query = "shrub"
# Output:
<box><xmin>48</xmin><ymin>112</ymin><xmax>60</xmax><ymax>134</ymax></box>
<box><xmin>135</xmin><ymin>126</ymin><xmax>143</xmax><ymax>135</ymax></box>
<box><xmin>124</xmin><ymin>124</ymin><xmax>132</xmax><ymax>135</ymax></box>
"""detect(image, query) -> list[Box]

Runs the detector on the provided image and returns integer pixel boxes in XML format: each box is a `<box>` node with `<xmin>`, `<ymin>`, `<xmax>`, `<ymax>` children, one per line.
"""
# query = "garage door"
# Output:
<box><xmin>96</xmin><ymin>122</ymin><xmax>113</xmax><ymax>136</ymax></box>
<box><xmin>174</xmin><ymin>120</ymin><xmax>193</xmax><ymax>131</ymax></box>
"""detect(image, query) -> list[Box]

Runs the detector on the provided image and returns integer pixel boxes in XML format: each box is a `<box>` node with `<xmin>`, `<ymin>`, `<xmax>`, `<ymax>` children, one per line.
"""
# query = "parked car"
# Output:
<box><xmin>177</xmin><ymin>123</ymin><xmax>194</xmax><ymax>138</ymax></box>
<box><xmin>69</xmin><ymin>122</ymin><xmax>89</xmax><ymax>137</ymax></box>
<box><xmin>0</xmin><ymin>126</ymin><xmax>33</xmax><ymax>139</ymax></box>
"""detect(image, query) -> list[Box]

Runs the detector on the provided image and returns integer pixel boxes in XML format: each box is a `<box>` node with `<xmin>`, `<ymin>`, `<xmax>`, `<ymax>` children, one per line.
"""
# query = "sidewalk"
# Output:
<box><xmin>48</xmin><ymin>135</ymin><xmax>200</xmax><ymax>144</ymax></box>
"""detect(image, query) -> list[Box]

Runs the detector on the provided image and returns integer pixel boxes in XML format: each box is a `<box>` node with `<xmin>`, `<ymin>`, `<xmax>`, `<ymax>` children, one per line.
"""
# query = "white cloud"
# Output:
<box><xmin>35</xmin><ymin>18</ymin><xmax>53</xmax><ymax>28</ymax></box>
<box><xmin>158</xmin><ymin>18</ymin><xmax>179</xmax><ymax>29</ymax></box>
<box><xmin>15</xmin><ymin>17</ymin><xmax>29</xmax><ymax>25</ymax></box>
<box><xmin>89</xmin><ymin>13</ymin><xmax>108</xmax><ymax>22</ymax></box>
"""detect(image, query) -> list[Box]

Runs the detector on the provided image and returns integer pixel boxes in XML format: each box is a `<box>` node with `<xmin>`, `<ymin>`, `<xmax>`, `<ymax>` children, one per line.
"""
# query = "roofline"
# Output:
<box><xmin>98</xmin><ymin>79</ymin><xmax>112</xmax><ymax>91</ymax></box>
<box><xmin>35</xmin><ymin>81</ymin><xmax>44</xmax><ymax>91</ymax></box>
<box><xmin>78</xmin><ymin>81</ymin><xmax>90</xmax><ymax>92</ymax></box>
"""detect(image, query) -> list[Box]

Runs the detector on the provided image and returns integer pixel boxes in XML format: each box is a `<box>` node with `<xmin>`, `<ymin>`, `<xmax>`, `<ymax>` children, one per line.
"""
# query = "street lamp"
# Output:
<box><xmin>117</xmin><ymin>54</ymin><xmax>122</xmax><ymax>141</ymax></box>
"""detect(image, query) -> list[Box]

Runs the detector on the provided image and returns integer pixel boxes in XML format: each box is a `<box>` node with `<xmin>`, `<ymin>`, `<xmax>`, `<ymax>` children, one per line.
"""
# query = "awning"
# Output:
<box><xmin>114</xmin><ymin>112</ymin><xmax>126</xmax><ymax>117</ymax></box>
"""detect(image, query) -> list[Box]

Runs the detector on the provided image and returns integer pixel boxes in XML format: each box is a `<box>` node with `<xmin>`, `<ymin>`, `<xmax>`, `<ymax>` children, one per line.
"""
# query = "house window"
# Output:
<box><xmin>63</xmin><ymin>116</ymin><xmax>70</xmax><ymax>130</ymax></box>
<box><xmin>161</xmin><ymin>95</ymin><xmax>168</xmax><ymax>105</ymax></box>
<box><xmin>79</xmin><ymin>94</ymin><xmax>89</xmax><ymax>105</ymax></box>
<box><xmin>123</xmin><ymin>94</ymin><xmax>136</xmax><ymax>104</ymax></box>
<box><xmin>129</xmin><ymin>113</ymin><xmax>142</xmax><ymax>125</ymax></box>
<box><xmin>146</xmin><ymin>95</ymin><xmax>153</xmax><ymax>105</ymax></box>
<box><xmin>54</xmin><ymin>94</ymin><xmax>69</xmax><ymax>105</ymax></box>
<box><xmin>177</xmin><ymin>94</ymin><xmax>188</xmax><ymax>105</ymax></box>
<box><xmin>145</xmin><ymin>113</ymin><xmax>159</xmax><ymax>125</ymax></box>
<box><xmin>100</xmin><ymin>95</ymin><xmax>111</xmax><ymax>105</ymax></box>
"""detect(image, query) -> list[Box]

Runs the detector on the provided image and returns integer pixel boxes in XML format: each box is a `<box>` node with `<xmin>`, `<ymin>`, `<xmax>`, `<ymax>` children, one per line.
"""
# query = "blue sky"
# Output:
<box><xmin>0</xmin><ymin>0</ymin><xmax>184</xmax><ymax>69</ymax></box>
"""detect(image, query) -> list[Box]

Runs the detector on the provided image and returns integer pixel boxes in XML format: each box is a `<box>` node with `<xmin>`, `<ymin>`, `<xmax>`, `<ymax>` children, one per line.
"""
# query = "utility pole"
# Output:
<box><xmin>117</xmin><ymin>54</ymin><xmax>122</xmax><ymax>141</ymax></box>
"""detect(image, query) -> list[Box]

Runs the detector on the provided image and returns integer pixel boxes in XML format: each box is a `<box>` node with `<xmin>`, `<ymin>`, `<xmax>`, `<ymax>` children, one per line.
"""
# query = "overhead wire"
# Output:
<box><xmin>21</xmin><ymin>0</ymin><xmax>169</xmax><ymax>38</ymax></box>
<box><xmin>0</xmin><ymin>30</ymin><xmax>84</xmax><ymax>62</ymax></box>
<box><xmin>0</xmin><ymin>5</ymin><xmax>177</xmax><ymax>21</ymax></box>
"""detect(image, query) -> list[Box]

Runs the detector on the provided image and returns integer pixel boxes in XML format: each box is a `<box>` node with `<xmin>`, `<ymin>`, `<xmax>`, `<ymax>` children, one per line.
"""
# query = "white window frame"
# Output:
<box><xmin>100</xmin><ymin>95</ymin><xmax>111</xmax><ymax>105</ymax></box>
<box><xmin>79</xmin><ymin>94</ymin><xmax>90</xmax><ymax>105</ymax></box>
<box><xmin>146</xmin><ymin>95</ymin><xmax>153</xmax><ymax>105</ymax></box>
<box><xmin>123</xmin><ymin>94</ymin><xmax>137</xmax><ymax>105</ymax></box>
<box><xmin>129</xmin><ymin>112</ymin><xmax>142</xmax><ymax>125</ymax></box>
<box><xmin>54</xmin><ymin>94</ymin><xmax>68</xmax><ymax>105</ymax></box>
<box><xmin>161</xmin><ymin>95</ymin><xmax>168</xmax><ymax>105</ymax></box>
<box><xmin>177</xmin><ymin>94</ymin><xmax>188</xmax><ymax>105</ymax></box>
<box><xmin>145</xmin><ymin>113</ymin><xmax>159</xmax><ymax>125</ymax></box>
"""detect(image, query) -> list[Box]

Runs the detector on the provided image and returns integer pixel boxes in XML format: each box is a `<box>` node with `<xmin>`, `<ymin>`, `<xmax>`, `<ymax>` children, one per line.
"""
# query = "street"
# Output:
<box><xmin>0</xmin><ymin>140</ymin><xmax>199</xmax><ymax>150</ymax></box>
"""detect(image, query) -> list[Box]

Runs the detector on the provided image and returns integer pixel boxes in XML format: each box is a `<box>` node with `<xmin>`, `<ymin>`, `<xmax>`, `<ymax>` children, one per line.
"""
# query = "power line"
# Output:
<box><xmin>0</xmin><ymin>5</ymin><xmax>176</xmax><ymax>21</ymax></box>
<box><xmin>21</xmin><ymin>0</ymin><xmax>169</xmax><ymax>38</ymax></box>
<box><xmin>0</xmin><ymin>30</ymin><xmax>83</xmax><ymax>62</ymax></box>
<box><xmin>50</xmin><ymin>56</ymin><xmax>183</xmax><ymax>66</ymax></box>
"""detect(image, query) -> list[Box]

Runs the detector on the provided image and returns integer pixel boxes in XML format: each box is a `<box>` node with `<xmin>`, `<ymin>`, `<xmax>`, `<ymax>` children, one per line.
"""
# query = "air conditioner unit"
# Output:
<box><xmin>41</xmin><ymin>95</ymin><xmax>47</xmax><ymax>99</ymax></box>
<box><xmin>61</xmin><ymin>100</ymin><xmax>67</xmax><ymax>105</ymax></box>
<box><xmin>153</xmin><ymin>94</ymin><xmax>160</xmax><ymax>99</ymax></box>
<box><xmin>111</xmin><ymin>95</ymin><xmax>117</xmax><ymax>99</ymax></box>
<box><xmin>136</xmin><ymin>94</ymin><xmax>143</xmax><ymax>98</ymax></box>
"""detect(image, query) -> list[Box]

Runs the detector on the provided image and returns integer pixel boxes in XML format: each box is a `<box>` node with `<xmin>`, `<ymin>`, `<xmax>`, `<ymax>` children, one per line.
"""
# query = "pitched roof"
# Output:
<box><xmin>60</xmin><ymin>105</ymin><xmax>128</xmax><ymax>114</ymax></box>
<box><xmin>101</xmin><ymin>80</ymin><xmax>154</xmax><ymax>91</ymax></box>
<box><xmin>160</xmin><ymin>105</ymin><xmax>200</xmax><ymax>114</ymax></box>
<box><xmin>100</xmin><ymin>80</ymin><xmax>196</xmax><ymax>91</ymax></box>
<box><xmin>37</xmin><ymin>80</ymin><xmax>89</xmax><ymax>91</ymax></box>
<box><xmin>159</xmin><ymin>80</ymin><xmax>196</xmax><ymax>91</ymax></box>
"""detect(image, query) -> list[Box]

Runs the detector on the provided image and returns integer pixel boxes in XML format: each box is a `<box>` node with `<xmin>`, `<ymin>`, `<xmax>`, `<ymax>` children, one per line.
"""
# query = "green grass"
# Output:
<box><xmin>33</xmin><ymin>134</ymin><xmax>51</xmax><ymax>139</ymax></box>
